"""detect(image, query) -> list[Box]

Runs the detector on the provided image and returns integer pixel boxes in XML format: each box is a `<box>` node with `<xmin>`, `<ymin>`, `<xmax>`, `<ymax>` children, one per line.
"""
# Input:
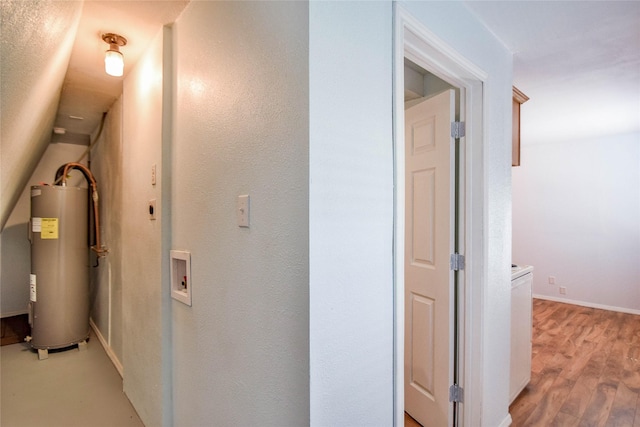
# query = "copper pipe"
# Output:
<box><xmin>61</xmin><ymin>162</ymin><xmax>108</xmax><ymax>257</ymax></box>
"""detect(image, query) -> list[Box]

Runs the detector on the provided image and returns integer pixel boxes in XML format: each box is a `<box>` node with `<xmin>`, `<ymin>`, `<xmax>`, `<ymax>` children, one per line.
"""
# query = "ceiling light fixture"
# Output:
<box><xmin>101</xmin><ymin>33</ymin><xmax>127</xmax><ymax>77</ymax></box>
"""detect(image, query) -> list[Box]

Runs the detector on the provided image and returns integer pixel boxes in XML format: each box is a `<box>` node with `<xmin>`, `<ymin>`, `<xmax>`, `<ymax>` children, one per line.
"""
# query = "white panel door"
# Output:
<box><xmin>404</xmin><ymin>90</ymin><xmax>455</xmax><ymax>427</ymax></box>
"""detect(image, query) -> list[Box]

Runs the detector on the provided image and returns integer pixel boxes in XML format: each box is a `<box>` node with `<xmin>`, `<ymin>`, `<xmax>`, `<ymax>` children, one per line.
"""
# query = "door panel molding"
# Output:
<box><xmin>408</xmin><ymin>293</ymin><xmax>435</xmax><ymax>397</ymax></box>
<box><xmin>410</xmin><ymin>168</ymin><xmax>436</xmax><ymax>267</ymax></box>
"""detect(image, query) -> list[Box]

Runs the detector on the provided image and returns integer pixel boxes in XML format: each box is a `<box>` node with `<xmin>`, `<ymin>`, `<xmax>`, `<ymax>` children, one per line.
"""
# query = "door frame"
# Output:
<box><xmin>393</xmin><ymin>5</ymin><xmax>488</xmax><ymax>426</ymax></box>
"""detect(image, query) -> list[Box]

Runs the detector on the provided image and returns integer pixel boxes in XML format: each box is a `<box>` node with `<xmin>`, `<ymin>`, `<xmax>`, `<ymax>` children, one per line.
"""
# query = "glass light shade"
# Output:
<box><xmin>105</xmin><ymin>49</ymin><xmax>124</xmax><ymax>77</ymax></box>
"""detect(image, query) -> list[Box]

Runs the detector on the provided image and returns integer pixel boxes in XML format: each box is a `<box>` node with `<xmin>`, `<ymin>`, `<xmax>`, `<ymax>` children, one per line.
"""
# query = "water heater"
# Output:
<box><xmin>29</xmin><ymin>185</ymin><xmax>90</xmax><ymax>360</ymax></box>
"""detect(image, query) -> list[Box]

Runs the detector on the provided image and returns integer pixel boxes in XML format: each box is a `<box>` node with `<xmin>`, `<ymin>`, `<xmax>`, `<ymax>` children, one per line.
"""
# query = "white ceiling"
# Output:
<box><xmin>55</xmin><ymin>1</ymin><xmax>188</xmax><ymax>140</ymax></box>
<box><xmin>30</xmin><ymin>0</ymin><xmax>640</xmax><ymax>145</ymax></box>
<box><xmin>464</xmin><ymin>1</ymin><xmax>640</xmax><ymax>144</ymax></box>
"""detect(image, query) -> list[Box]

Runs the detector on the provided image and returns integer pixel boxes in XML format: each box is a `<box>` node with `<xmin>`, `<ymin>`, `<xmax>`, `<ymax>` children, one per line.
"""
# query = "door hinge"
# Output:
<box><xmin>450</xmin><ymin>253</ymin><xmax>465</xmax><ymax>271</ymax></box>
<box><xmin>451</xmin><ymin>121</ymin><xmax>466</xmax><ymax>139</ymax></box>
<box><xmin>449</xmin><ymin>384</ymin><xmax>464</xmax><ymax>403</ymax></box>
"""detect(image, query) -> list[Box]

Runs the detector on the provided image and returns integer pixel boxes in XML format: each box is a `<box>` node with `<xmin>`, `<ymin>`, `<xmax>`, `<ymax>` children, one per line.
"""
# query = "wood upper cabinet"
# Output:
<box><xmin>512</xmin><ymin>86</ymin><xmax>529</xmax><ymax>167</ymax></box>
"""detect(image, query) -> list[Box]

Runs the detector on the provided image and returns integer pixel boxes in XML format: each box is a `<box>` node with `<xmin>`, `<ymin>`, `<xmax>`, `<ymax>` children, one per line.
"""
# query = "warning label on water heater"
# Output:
<box><xmin>40</xmin><ymin>218</ymin><xmax>59</xmax><ymax>239</ymax></box>
<box><xmin>30</xmin><ymin>274</ymin><xmax>36</xmax><ymax>302</ymax></box>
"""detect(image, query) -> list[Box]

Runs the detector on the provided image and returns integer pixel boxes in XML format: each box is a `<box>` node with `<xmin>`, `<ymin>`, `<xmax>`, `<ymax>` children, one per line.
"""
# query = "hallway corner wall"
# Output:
<box><xmin>169</xmin><ymin>2</ymin><xmax>310</xmax><ymax>425</ymax></box>
<box><xmin>309</xmin><ymin>2</ymin><xmax>394</xmax><ymax>425</ymax></box>
<box><xmin>89</xmin><ymin>96</ymin><xmax>125</xmax><ymax>367</ymax></box>
<box><xmin>121</xmin><ymin>27</ymin><xmax>166</xmax><ymax>427</ymax></box>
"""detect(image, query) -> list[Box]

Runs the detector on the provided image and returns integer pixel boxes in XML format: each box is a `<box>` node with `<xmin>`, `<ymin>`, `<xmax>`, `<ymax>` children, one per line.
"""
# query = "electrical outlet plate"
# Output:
<box><xmin>170</xmin><ymin>250</ymin><xmax>191</xmax><ymax>306</ymax></box>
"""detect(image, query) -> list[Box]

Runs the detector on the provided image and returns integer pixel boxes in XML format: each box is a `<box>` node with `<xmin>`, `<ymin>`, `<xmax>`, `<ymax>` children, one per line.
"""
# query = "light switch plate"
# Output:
<box><xmin>151</xmin><ymin>164</ymin><xmax>157</xmax><ymax>185</ymax></box>
<box><xmin>237</xmin><ymin>195</ymin><xmax>250</xmax><ymax>227</ymax></box>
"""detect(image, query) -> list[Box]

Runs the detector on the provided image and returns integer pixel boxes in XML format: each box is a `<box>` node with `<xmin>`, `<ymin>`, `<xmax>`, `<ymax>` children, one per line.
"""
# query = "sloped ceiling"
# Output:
<box><xmin>0</xmin><ymin>1</ymin><xmax>82</xmax><ymax>230</ymax></box>
<box><xmin>56</xmin><ymin>0</ymin><xmax>189</xmax><ymax>138</ymax></box>
<box><xmin>0</xmin><ymin>0</ymin><xmax>188</xmax><ymax>231</ymax></box>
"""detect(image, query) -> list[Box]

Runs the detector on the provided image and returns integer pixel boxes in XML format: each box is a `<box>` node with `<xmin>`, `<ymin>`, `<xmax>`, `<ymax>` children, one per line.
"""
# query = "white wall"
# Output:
<box><xmin>513</xmin><ymin>132</ymin><xmax>640</xmax><ymax>312</ymax></box>
<box><xmin>89</xmin><ymin>97</ymin><xmax>124</xmax><ymax>366</ymax></box>
<box><xmin>310</xmin><ymin>1</ymin><xmax>514</xmax><ymax>425</ymax></box>
<box><xmin>1</xmin><ymin>143</ymin><xmax>87</xmax><ymax>317</ymax></box>
<box><xmin>309</xmin><ymin>2</ymin><xmax>394</xmax><ymax>424</ymax></box>
<box><xmin>121</xmin><ymin>28</ymin><xmax>167</xmax><ymax>427</ymax></box>
<box><xmin>170</xmin><ymin>2</ymin><xmax>309</xmax><ymax>425</ymax></box>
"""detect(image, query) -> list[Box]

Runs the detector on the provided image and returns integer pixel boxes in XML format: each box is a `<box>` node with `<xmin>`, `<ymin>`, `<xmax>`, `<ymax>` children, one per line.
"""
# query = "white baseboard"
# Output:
<box><xmin>498</xmin><ymin>413</ymin><xmax>513</xmax><ymax>427</ymax></box>
<box><xmin>89</xmin><ymin>318</ymin><xmax>123</xmax><ymax>378</ymax></box>
<box><xmin>533</xmin><ymin>294</ymin><xmax>640</xmax><ymax>316</ymax></box>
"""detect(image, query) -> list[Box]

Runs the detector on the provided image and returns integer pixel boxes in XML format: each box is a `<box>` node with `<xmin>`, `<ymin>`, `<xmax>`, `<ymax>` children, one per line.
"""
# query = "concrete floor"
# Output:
<box><xmin>1</xmin><ymin>331</ymin><xmax>144</xmax><ymax>427</ymax></box>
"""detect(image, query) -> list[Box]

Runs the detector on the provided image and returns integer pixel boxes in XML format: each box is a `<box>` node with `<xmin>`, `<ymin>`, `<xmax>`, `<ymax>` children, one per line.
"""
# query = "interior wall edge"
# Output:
<box><xmin>90</xmin><ymin>318</ymin><xmax>123</xmax><ymax>377</ymax></box>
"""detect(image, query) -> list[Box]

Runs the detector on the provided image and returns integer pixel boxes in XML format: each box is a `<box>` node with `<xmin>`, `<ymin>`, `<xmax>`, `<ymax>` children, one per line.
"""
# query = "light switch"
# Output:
<box><xmin>237</xmin><ymin>195</ymin><xmax>250</xmax><ymax>227</ymax></box>
<box><xmin>151</xmin><ymin>164</ymin><xmax>157</xmax><ymax>185</ymax></box>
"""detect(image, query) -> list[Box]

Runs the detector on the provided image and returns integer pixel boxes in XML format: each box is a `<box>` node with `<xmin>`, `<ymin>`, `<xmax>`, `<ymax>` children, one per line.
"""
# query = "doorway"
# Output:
<box><xmin>403</xmin><ymin>63</ymin><xmax>461</xmax><ymax>427</ymax></box>
<box><xmin>393</xmin><ymin>5</ymin><xmax>487</xmax><ymax>426</ymax></box>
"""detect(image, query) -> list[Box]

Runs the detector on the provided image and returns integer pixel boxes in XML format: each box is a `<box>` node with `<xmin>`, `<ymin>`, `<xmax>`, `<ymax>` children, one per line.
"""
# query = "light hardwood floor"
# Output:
<box><xmin>405</xmin><ymin>412</ymin><xmax>422</xmax><ymax>427</ymax></box>
<box><xmin>510</xmin><ymin>298</ymin><xmax>640</xmax><ymax>426</ymax></box>
<box><xmin>405</xmin><ymin>299</ymin><xmax>640</xmax><ymax>427</ymax></box>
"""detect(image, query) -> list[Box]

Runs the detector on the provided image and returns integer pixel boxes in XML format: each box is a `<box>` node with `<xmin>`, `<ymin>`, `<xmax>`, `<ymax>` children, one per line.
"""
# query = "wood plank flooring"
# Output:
<box><xmin>404</xmin><ymin>299</ymin><xmax>639</xmax><ymax>427</ymax></box>
<box><xmin>510</xmin><ymin>299</ymin><xmax>640</xmax><ymax>426</ymax></box>
<box><xmin>405</xmin><ymin>412</ymin><xmax>422</xmax><ymax>427</ymax></box>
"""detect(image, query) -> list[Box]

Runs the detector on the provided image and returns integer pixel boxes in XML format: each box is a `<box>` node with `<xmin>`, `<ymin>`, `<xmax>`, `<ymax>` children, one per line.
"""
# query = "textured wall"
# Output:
<box><xmin>170</xmin><ymin>2</ymin><xmax>309</xmax><ymax>425</ymax></box>
<box><xmin>0</xmin><ymin>1</ymin><xmax>82</xmax><ymax>230</ymax></box>
<box><xmin>121</xmin><ymin>29</ymin><xmax>165</xmax><ymax>427</ymax></box>
<box><xmin>513</xmin><ymin>132</ymin><xmax>640</xmax><ymax>312</ymax></box>
<box><xmin>309</xmin><ymin>2</ymin><xmax>394</xmax><ymax>424</ymax></box>
<box><xmin>89</xmin><ymin>97</ymin><xmax>124</xmax><ymax>365</ymax></box>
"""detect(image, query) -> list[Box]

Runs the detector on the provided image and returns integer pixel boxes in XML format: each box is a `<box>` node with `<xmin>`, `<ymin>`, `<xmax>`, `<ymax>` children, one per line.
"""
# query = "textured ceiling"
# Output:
<box><xmin>464</xmin><ymin>1</ymin><xmax>640</xmax><ymax>144</ymax></box>
<box><xmin>0</xmin><ymin>1</ymin><xmax>82</xmax><ymax>229</ymax></box>
<box><xmin>0</xmin><ymin>1</ymin><xmax>188</xmax><ymax>229</ymax></box>
<box><xmin>57</xmin><ymin>0</ymin><xmax>189</xmax><ymax>138</ymax></box>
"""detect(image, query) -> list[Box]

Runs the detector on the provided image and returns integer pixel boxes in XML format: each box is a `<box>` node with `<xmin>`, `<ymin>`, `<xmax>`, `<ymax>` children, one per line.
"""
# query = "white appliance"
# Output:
<box><xmin>510</xmin><ymin>264</ymin><xmax>533</xmax><ymax>403</ymax></box>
